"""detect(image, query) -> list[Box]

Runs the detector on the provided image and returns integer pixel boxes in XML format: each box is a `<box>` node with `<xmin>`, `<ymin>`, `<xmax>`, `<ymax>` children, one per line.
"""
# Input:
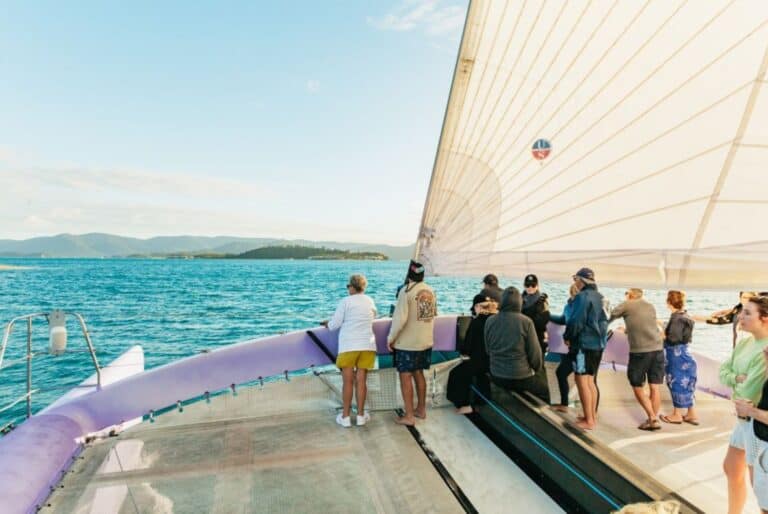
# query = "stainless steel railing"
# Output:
<box><xmin>0</xmin><ymin>311</ymin><xmax>101</xmax><ymax>422</ymax></box>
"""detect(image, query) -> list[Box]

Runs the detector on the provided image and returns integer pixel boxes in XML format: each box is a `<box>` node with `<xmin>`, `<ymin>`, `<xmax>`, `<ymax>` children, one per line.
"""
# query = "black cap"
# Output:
<box><xmin>407</xmin><ymin>259</ymin><xmax>425</xmax><ymax>282</ymax></box>
<box><xmin>524</xmin><ymin>274</ymin><xmax>538</xmax><ymax>287</ymax></box>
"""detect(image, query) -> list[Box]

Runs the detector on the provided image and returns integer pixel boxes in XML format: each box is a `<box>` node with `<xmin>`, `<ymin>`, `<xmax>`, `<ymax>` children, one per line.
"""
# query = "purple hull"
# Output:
<box><xmin>0</xmin><ymin>316</ymin><xmax>459</xmax><ymax>514</ymax></box>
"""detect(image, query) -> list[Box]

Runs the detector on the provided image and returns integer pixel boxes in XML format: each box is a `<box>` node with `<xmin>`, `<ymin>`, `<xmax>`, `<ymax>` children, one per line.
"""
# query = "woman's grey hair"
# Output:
<box><xmin>348</xmin><ymin>274</ymin><xmax>367</xmax><ymax>293</ymax></box>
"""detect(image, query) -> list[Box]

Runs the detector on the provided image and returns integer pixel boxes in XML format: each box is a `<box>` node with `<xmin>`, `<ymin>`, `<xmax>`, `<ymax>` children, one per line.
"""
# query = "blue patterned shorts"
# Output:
<box><xmin>394</xmin><ymin>349</ymin><xmax>432</xmax><ymax>373</ymax></box>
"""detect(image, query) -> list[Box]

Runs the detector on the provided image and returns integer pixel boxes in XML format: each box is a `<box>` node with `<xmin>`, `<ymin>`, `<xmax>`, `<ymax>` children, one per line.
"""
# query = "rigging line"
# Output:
<box><xmin>487</xmin><ymin>141</ymin><xmax>733</xmax><ymax>248</ymax></box>
<box><xmin>477</xmin><ymin>0</ymin><xmax>593</xmax><ymax>166</ymax></box>
<box><xmin>492</xmin><ymin>0</ymin><xmax>663</xmax><ymax>185</ymax></box>
<box><xmin>681</xmin><ymin>39</ymin><xmax>768</xmax><ymax>283</ymax></box>
<box><xmin>446</xmin><ymin>79</ymin><xmax>753</xmax><ymax>251</ymax></box>
<box><xmin>717</xmin><ymin>199</ymin><xmax>768</xmax><ymax>204</ymax></box>
<box><xmin>737</xmin><ymin>143</ymin><xmax>768</xmax><ymax>148</ymax></box>
<box><xmin>473</xmin><ymin>0</ymin><xmax>570</xmax><ymax>164</ymax></box>
<box><xmin>504</xmin><ymin>196</ymin><xmax>709</xmax><ymax>252</ymax></box>
<box><xmin>499</xmin><ymin>0</ymin><xmax>720</xmax><ymax>192</ymax></box>
<box><xmin>427</xmin><ymin>0</ymin><xmax>496</xmax><ymax>215</ymax></box>
<box><xmin>428</xmin><ymin>0</ymin><xmax>635</xmax><ymax>227</ymax></box>
<box><xmin>429</xmin><ymin>0</ymin><xmax>535</xmax><ymax>216</ymax></box>
<box><xmin>417</xmin><ymin>0</ymin><xmax>484</xmax><ymax>249</ymax></box>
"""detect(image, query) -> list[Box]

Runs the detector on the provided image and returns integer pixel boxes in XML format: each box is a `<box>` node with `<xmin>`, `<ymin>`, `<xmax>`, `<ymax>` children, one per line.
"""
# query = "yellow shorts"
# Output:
<box><xmin>336</xmin><ymin>350</ymin><xmax>376</xmax><ymax>370</ymax></box>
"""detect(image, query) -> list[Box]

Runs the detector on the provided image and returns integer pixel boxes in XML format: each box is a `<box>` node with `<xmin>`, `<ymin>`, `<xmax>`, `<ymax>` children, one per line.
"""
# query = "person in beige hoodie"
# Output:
<box><xmin>387</xmin><ymin>260</ymin><xmax>437</xmax><ymax>426</ymax></box>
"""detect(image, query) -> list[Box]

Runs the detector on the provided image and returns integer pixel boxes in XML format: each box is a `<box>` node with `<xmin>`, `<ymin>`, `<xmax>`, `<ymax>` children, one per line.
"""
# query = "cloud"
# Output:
<box><xmin>306</xmin><ymin>79</ymin><xmax>320</xmax><ymax>94</ymax></box>
<box><xmin>367</xmin><ymin>0</ymin><xmax>465</xmax><ymax>36</ymax></box>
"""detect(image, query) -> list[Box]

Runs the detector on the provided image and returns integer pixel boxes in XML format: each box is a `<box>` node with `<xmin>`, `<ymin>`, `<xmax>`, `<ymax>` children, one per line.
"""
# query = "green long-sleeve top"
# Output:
<box><xmin>719</xmin><ymin>336</ymin><xmax>768</xmax><ymax>403</ymax></box>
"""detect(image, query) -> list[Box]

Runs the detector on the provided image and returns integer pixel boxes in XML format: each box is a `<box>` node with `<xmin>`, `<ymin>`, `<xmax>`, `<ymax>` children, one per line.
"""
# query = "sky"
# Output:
<box><xmin>0</xmin><ymin>0</ymin><xmax>467</xmax><ymax>244</ymax></box>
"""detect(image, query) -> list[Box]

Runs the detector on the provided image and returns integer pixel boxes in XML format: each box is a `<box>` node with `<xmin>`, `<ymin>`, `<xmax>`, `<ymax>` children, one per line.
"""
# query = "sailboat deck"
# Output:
<box><xmin>546</xmin><ymin>362</ymin><xmax>761</xmax><ymax>514</ymax></box>
<box><xmin>41</xmin><ymin>372</ymin><xmax>561</xmax><ymax>514</ymax></box>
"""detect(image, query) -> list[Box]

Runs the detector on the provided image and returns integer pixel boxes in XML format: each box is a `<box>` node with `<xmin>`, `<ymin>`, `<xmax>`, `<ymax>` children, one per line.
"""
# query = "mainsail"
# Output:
<box><xmin>416</xmin><ymin>0</ymin><xmax>768</xmax><ymax>289</ymax></box>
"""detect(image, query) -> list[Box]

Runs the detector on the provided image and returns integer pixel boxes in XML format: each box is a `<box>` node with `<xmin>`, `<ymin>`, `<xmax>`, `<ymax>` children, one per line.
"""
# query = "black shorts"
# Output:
<box><xmin>627</xmin><ymin>350</ymin><xmax>665</xmax><ymax>387</ymax></box>
<box><xmin>572</xmin><ymin>349</ymin><xmax>602</xmax><ymax>376</ymax></box>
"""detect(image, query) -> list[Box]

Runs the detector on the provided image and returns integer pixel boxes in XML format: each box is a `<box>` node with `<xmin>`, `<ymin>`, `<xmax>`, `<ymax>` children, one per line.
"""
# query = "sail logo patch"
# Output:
<box><xmin>532</xmin><ymin>139</ymin><xmax>551</xmax><ymax>160</ymax></box>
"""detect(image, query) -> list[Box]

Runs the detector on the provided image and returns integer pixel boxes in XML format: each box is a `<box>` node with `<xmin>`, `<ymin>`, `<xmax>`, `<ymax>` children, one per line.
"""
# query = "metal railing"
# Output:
<box><xmin>0</xmin><ymin>311</ymin><xmax>101</xmax><ymax>421</ymax></box>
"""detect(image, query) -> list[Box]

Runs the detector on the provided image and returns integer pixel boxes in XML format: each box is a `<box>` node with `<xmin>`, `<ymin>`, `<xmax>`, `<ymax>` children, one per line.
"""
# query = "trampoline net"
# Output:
<box><xmin>40</xmin><ymin>363</ymin><xmax>463</xmax><ymax>514</ymax></box>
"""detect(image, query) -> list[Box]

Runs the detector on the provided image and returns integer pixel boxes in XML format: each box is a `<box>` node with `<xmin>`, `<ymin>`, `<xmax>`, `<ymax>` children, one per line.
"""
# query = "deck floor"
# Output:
<box><xmin>545</xmin><ymin>361</ymin><xmax>761</xmax><ymax>514</ymax></box>
<box><xmin>41</xmin><ymin>370</ymin><xmax>560</xmax><ymax>514</ymax></box>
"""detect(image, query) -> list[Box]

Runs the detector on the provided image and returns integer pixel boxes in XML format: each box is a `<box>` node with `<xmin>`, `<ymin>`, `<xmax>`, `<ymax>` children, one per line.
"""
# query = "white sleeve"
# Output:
<box><xmin>327</xmin><ymin>298</ymin><xmax>346</xmax><ymax>331</ymax></box>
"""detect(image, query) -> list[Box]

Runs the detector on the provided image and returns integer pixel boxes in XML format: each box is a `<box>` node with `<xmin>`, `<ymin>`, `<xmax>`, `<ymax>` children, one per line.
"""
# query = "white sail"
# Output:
<box><xmin>416</xmin><ymin>0</ymin><xmax>768</xmax><ymax>289</ymax></box>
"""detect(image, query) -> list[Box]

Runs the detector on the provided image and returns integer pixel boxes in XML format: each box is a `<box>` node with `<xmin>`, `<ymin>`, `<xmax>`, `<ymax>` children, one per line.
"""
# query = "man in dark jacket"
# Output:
<box><xmin>564</xmin><ymin>267</ymin><xmax>608</xmax><ymax>430</ymax></box>
<box><xmin>521</xmin><ymin>274</ymin><xmax>550</xmax><ymax>354</ymax></box>
<box><xmin>484</xmin><ymin>287</ymin><xmax>550</xmax><ymax>403</ymax></box>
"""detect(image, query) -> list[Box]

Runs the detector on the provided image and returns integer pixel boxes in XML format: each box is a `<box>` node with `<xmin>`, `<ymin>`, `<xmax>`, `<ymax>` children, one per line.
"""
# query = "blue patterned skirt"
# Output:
<box><xmin>664</xmin><ymin>343</ymin><xmax>697</xmax><ymax>408</ymax></box>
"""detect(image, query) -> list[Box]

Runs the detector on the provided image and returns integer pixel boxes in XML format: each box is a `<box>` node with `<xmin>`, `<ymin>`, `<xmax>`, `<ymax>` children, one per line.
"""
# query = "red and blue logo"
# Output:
<box><xmin>532</xmin><ymin>139</ymin><xmax>551</xmax><ymax>160</ymax></box>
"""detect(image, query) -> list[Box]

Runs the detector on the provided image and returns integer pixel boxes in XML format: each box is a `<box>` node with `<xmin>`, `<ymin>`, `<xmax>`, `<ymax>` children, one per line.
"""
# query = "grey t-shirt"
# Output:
<box><xmin>609</xmin><ymin>299</ymin><xmax>663</xmax><ymax>353</ymax></box>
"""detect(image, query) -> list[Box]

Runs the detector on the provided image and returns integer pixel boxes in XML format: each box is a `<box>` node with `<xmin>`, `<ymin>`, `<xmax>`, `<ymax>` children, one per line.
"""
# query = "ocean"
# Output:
<box><xmin>0</xmin><ymin>258</ymin><xmax>741</xmax><ymax>428</ymax></box>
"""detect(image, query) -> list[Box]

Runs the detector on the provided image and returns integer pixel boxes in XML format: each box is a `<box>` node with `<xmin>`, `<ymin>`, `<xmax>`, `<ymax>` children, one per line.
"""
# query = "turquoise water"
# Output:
<box><xmin>0</xmin><ymin>258</ymin><xmax>739</xmax><ymax>428</ymax></box>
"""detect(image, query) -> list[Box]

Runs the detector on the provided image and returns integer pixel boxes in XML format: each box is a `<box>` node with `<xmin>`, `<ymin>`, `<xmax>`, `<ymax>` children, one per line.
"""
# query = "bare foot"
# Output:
<box><xmin>552</xmin><ymin>405</ymin><xmax>569</xmax><ymax>413</ymax></box>
<box><xmin>577</xmin><ymin>414</ymin><xmax>598</xmax><ymax>422</ymax></box>
<box><xmin>394</xmin><ymin>415</ymin><xmax>416</xmax><ymax>426</ymax></box>
<box><xmin>574</xmin><ymin>419</ymin><xmax>595</xmax><ymax>430</ymax></box>
<box><xmin>455</xmin><ymin>406</ymin><xmax>473</xmax><ymax>415</ymax></box>
<box><xmin>414</xmin><ymin>409</ymin><xmax>427</xmax><ymax>420</ymax></box>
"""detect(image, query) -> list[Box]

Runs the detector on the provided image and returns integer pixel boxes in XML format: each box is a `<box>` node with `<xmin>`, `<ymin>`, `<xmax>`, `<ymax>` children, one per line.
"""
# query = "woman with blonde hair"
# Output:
<box><xmin>322</xmin><ymin>273</ymin><xmax>377</xmax><ymax>428</ymax></box>
<box><xmin>720</xmin><ymin>294</ymin><xmax>768</xmax><ymax>514</ymax></box>
<box><xmin>659</xmin><ymin>290</ymin><xmax>698</xmax><ymax>425</ymax></box>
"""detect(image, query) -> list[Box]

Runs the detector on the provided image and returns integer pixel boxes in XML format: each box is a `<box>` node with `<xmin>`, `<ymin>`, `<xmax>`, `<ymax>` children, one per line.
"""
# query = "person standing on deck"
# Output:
<box><xmin>479</xmin><ymin>273</ymin><xmax>503</xmax><ymax>304</ymax></box>
<box><xmin>563</xmin><ymin>268</ymin><xmax>608</xmax><ymax>431</ymax></box>
<box><xmin>550</xmin><ymin>282</ymin><xmax>580</xmax><ymax>412</ymax></box>
<box><xmin>521</xmin><ymin>273</ymin><xmax>552</xmax><ymax>404</ymax></box>
<box><xmin>720</xmin><ymin>294</ymin><xmax>768</xmax><ymax>514</ymax></box>
<box><xmin>733</xmin><ymin>302</ymin><xmax>768</xmax><ymax>514</ymax></box>
<box><xmin>322</xmin><ymin>274</ymin><xmax>377</xmax><ymax>428</ymax></box>
<box><xmin>659</xmin><ymin>290</ymin><xmax>699</xmax><ymax>426</ymax></box>
<box><xmin>696</xmin><ymin>291</ymin><xmax>757</xmax><ymax>349</ymax></box>
<box><xmin>387</xmin><ymin>260</ymin><xmax>437</xmax><ymax>426</ymax></box>
<box><xmin>609</xmin><ymin>288</ymin><xmax>665</xmax><ymax>432</ymax></box>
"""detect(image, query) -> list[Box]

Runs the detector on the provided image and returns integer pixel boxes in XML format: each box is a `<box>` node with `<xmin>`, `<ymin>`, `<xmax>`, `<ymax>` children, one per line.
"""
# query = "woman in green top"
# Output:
<box><xmin>720</xmin><ymin>295</ymin><xmax>768</xmax><ymax>514</ymax></box>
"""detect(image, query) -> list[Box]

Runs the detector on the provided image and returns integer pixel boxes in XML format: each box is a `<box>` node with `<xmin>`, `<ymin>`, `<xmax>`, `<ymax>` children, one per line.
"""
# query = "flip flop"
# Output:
<box><xmin>638</xmin><ymin>419</ymin><xmax>662</xmax><ymax>431</ymax></box>
<box><xmin>660</xmin><ymin>414</ymin><xmax>682</xmax><ymax>424</ymax></box>
<box><xmin>683</xmin><ymin>418</ymin><xmax>700</xmax><ymax>426</ymax></box>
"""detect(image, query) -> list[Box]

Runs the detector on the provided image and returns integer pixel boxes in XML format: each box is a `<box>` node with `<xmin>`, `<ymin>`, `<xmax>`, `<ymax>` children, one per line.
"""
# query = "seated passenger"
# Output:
<box><xmin>322</xmin><ymin>273</ymin><xmax>377</xmax><ymax>428</ymax></box>
<box><xmin>484</xmin><ymin>287</ymin><xmax>549</xmax><ymax>403</ymax></box>
<box><xmin>447</xmin><ymin>294</ymin><xmax>497</xmax><ymax>414</ymax></box>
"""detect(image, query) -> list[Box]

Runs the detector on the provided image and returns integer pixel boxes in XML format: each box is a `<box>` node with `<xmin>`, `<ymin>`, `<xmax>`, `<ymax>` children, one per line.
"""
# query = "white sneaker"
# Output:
<box><xmin>356</xmin><ymin>412</ymin><xmax>371</xmax><ymax>426</ymax></box>
<box><xmin>336</xmin><ymin>413</ymin><xmax>351</xmax><ymax>428</ymax></box>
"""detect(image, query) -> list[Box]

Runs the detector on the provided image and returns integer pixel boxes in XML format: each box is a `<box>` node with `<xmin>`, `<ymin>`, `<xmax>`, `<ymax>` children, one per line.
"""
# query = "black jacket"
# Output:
<box><xmin>521</xmin><ymin>292</ymin><xmax>550</xmax><ymax>352</ymax></box>
<box><xmin>459</xmin><ymin>313</ymin><xmax>491</xmax><ymax>373</ymax></box>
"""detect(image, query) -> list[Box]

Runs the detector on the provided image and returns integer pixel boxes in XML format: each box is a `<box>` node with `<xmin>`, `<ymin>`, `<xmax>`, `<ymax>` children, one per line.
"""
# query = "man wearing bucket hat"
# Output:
<box><xmin>564</xmin><ymin>267</ymin><xmax>609</xmax><ymax>430</ymax></box>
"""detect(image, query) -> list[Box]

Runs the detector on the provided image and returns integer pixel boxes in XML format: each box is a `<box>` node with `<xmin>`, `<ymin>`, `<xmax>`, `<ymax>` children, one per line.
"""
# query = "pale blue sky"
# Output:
<box><xmin>0</xmin><ymin>1</ymin><xmax>467</xmax><ymax>244</ymax></box>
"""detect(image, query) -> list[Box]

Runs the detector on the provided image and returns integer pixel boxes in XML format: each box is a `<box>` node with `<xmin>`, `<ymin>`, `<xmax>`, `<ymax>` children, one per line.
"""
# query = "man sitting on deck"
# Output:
<box><xmin>609</xmin><ymin>288</ymin><xmax>665</xmax><ymax>431</ymax></box>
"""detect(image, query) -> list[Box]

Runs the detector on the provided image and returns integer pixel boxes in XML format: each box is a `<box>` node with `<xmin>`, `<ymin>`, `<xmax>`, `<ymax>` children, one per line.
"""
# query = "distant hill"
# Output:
<box><xmin>0</xmin><ymin>233</ymin><xmax>414</xmax><ymax>260</ymax></box>
<box><xmin>231</xmin><ymin>245</ymin><xmax>387</xmax><ymax>260</ymax></box>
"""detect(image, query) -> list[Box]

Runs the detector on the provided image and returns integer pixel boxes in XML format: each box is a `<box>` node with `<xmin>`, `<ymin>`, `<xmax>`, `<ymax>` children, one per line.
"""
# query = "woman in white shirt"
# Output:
<box><xmin>323</xmin><ymin>274</ymin><xmax>377</xmax><ymax>427</ymax></box>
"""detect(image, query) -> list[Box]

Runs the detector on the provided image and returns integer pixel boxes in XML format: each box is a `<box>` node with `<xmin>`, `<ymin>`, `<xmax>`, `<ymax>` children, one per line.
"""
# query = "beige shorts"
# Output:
<box><xmin>729</xmin><ymin>418</ymin><xmax>759</xmax><ymax>466</ymax></box>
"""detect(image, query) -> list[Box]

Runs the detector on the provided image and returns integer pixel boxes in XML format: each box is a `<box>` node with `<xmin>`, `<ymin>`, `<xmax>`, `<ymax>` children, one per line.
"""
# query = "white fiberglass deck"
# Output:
<box><xmin>546</xmin><ymin>362</ymin><xmax>761</xmax><ymax>514</ymax></box>
<box><xmin>41</xmin><ymin>369</ymin><xmax>562</xmax><ymax>514</ymax></box>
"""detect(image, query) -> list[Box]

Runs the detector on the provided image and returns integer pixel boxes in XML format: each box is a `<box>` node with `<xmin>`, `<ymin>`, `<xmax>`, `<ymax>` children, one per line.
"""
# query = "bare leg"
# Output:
<box><xmin>341</xmin><ymin>367</ymin><xmax>354</xmax><ymax>418</ymax></box>
<box><xmin>355</xmin><ymin>368</ymin><xmax>368</xmax><ymax>416</ymax></box>
<box><xmin>588</xmin><ymin>376</ymin><xmax>598</xmax><ymax>422</ymax></box>
<box><xmin>414</xmin><ymin>370</ymin><xmax>427</xmax><ymax>419</ymax></box>
<box><xmin>397</xmin><ymin>372</ymin><xmax>416</xmax><ymax>425</ymax></box>
<box><xmin>633</xmin><ymin>386</ymin><xmax>657</xmax><ymax>421</ymax></box>
<box><xmin>649</xmin><ymin>384</ymin><xmax>661</xmax><ymax>418</ymax></box>
<box><xmin>574</xmin><ymin>375</ymin><xmax>595</xmax><ymax>430</ymax></box>
<box><xmin>723</xmin><ymin>445</ymin><xmax>747</xmax><ymax>514</ymax></box>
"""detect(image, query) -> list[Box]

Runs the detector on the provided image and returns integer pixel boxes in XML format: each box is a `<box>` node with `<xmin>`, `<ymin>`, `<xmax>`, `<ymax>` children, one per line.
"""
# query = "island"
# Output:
<box><xmin>132</xmin><ymin>245</ymin><xmax>388</xmax><ymax>261</ymax></box>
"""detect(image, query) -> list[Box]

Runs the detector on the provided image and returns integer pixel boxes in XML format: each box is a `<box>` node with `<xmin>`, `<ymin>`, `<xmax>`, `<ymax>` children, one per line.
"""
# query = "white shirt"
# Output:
<box><xmin>327</xmin><ymin>294</ymin><xmax>377</xmax><ymax>353</ymax></box>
